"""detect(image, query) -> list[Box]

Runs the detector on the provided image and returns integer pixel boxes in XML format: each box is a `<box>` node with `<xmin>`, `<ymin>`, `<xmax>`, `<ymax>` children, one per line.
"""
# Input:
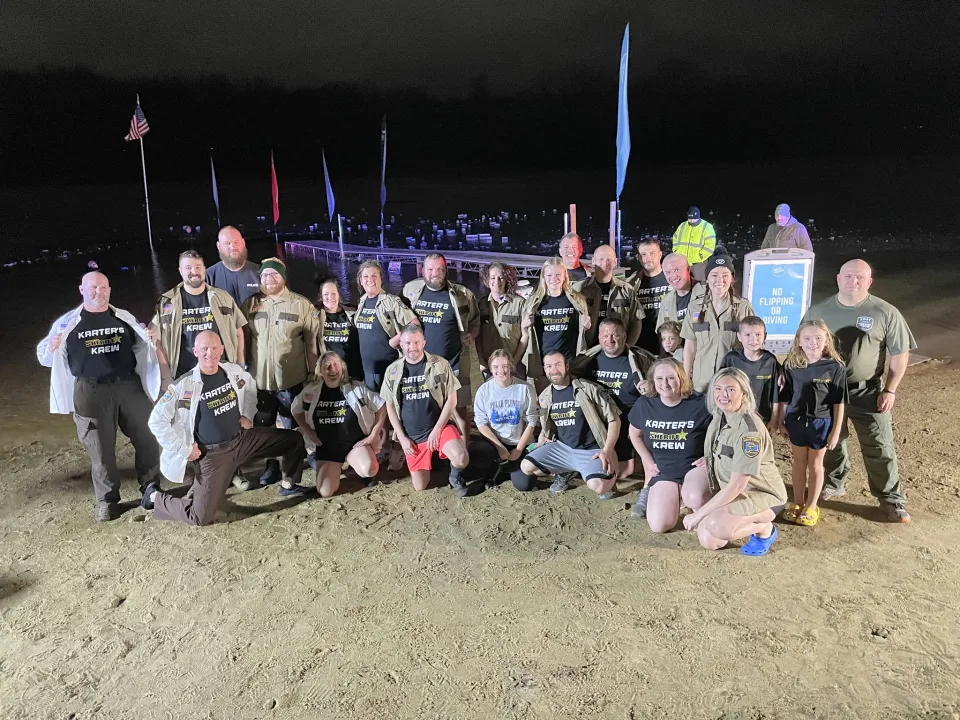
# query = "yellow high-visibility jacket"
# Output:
<box><xmin>672</xmin><ymin>220</ymin><xmax>717</xmax><ymax>265</ymax></box>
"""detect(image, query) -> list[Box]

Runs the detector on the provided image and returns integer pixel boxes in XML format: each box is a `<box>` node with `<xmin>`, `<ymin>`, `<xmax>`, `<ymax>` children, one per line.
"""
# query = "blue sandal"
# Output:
<box><xmin>740</xmin><ymin>526</ymin><xmax>779</xmax><ymax>556</ymax></box>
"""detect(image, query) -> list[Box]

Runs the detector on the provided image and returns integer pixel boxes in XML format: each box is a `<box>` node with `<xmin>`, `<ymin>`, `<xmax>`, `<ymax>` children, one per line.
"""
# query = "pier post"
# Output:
<box><xmin>609</xmin><ymin>201</ymin><xmax>617</xmax><ymax>248</ymax></box>
<box><xmin>569</xmin><ymin>204</ymin><xmax>577</xmax><ymax>234</ymax></box>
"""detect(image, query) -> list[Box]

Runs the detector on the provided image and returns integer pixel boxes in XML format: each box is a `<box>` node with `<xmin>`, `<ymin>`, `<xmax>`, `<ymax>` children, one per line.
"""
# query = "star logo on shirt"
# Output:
<box><xmin>111</xmin><ymin>335</ymin><xmax>123</xmax><ymax>345</ymax></box>
<box><xmin>227</xmin><ymin>390</ymin><xmax>237</xmax><ymax>401</ymax></box>
<box><xmin>677</xmin><ymin>430</ymin><xmax>688</xmax><ymax>441</ymax></box>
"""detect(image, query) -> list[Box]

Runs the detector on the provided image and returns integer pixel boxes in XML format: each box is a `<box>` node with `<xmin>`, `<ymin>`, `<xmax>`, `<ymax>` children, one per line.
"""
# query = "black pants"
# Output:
<box><xmin>154</xmin><ymin>428</ymin><xmax>305</xmax><ymax>526</ymax></box>
<box><xmin>254</xmin><ymin>384</ymin><xmax>303</xmax><ymax>430</ymax></box>
<box><xmin>73</xmin><ymin>376</ymin><xmax>161</xmax><ymax>504</ymax></box>
<box><xmin>467</xmin><ymin>436</ymin><xmax>531</xmax><ymax>490</ymax></box>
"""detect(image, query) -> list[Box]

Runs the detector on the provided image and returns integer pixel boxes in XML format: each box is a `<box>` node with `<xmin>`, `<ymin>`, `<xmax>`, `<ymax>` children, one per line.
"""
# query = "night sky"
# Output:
<box><xmin>3</xmin><ymin>0</ymin><xmax>955</xmax><ymax>94</ymax></box>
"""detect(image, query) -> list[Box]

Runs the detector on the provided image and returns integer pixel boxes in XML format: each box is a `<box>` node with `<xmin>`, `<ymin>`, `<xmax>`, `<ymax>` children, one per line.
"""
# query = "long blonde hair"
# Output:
<box><xmin>537</xmin><ymin>256</ymin><xmax>572</xmax><ymax>297</ymax></box>
<box><xmin>314</xmin><ymin>351</ymin><xmax>351</xmax><ymax>387</ymax></box>
<box><xmin>784</xmin><ymin>319</ymin><xmax>844</xmax><ymax>369</ymax></box>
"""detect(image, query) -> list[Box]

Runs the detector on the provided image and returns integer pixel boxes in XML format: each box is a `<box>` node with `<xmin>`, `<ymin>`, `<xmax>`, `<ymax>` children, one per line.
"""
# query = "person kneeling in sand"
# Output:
<box><xmin>380</xmin><ymin>324</ymin><xmax>470</xmax><ymax>496</ymax></box>
<box><xmin>143</xmin><ymin>331</ymin><xmax>308</xmax><ymax>525</ymax></box>
<box><xmin>682</xmin><ymin>368</ymin><xmax>788</xmax><ymax>556</ymax></box>
<box><xmin>517</xmin><ymin>351</ymin><xmax>621</xmax><ymax>498</ymax></box>
<box><xmin>291</xmin><ymin>352</ymin><xmax>386</xmax><ymax>497</ymax></box>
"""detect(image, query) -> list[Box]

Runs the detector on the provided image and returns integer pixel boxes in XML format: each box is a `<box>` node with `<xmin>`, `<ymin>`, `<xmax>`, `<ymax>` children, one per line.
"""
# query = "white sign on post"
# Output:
<box><xmin>742</xmin><ymin>248</ymin><xmax>816</xmax><ymax>355</ymax></box>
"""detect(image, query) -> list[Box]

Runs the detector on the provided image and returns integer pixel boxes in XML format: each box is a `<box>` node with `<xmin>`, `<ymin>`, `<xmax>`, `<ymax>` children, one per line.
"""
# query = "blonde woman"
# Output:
<box><xmin>681</xmin><ymin>247</ymin><xmax>754</xmax><ymax>392</ymax></box>
<box><xmin>292</xmin><ymin>352</ymin><xmax>387</xmax><ymax>497</ymax></box>
<box><xmin>776</xmin><ymin>319</ymin><xmax>848</xmax><ymax>527</ymax></box>
<box><xmin>521</xmin><ymin>257</ymin><xmax>591</xmax><ymax>388</ymax></box>
<box><xmin>684</xmin><ymin>367</ymin><xmax>788</xmax><ymax>556</ymax></box>
<box><xmin>627</xmin><ymin>358</ymin><xmax>712</xmax><ymax>531</ymax></box>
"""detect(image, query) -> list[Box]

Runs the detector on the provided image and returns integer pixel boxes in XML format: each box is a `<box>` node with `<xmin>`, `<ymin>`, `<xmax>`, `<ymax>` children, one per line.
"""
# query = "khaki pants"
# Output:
<box><xmin>824</xmin><ymin>387</ymin><xmax>905</xmax><ymax>504</ymax></box>
<box><xmin>154</xmin><ymin>428</ymin><xmax>305</xmax><ymax>526</ymax></box>
<box><xmin>73</xmin><ymin>376</ymin><xmax>160</xmax><ymax>504</ymax></box>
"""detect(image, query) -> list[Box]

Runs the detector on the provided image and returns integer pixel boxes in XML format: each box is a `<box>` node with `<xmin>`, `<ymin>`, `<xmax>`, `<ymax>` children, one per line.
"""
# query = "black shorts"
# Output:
<box><xmin>648</xmin><ymin>474</ymin><xmax>684</xmax><ymax>487</ymax></box>
<box><xmin>784</xmin><ymin>415</ymin><xmax>832</xmax><ymax>450</ymax></box>
<box><xmin>615</xmin><ymin>422</ymin><xmax>636</xmax><ymax>463</ymax></box>
<box><xmin>313</xmin><ymin>442</ymin><xmax>354</xmax><ymax>465</ymax></box>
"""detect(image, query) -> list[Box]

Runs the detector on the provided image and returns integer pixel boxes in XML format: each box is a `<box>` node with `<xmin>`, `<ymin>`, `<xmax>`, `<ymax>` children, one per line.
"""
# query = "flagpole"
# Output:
<box><xmin>210</xmin><ymin>151</ymin><xmax>221</xmax><ymax>228</ymax></box>
<box><xmin>136</xmin><ymin>94</ymin><xmax>154</xmax><ymax>251</ymax></box>
<box><xmin>337</xmin><ymin>213</ymin><xmax>344</xmax><ymax>257</ymax></box>
<box><xmin>379</xmin><ymin>115</ymin><xmax>387</xmax><ymax>249</ymax></box>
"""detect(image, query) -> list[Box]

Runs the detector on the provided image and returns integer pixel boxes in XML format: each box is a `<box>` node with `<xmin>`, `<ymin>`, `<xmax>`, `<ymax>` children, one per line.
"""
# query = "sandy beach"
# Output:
<box><xmin>1</xmin><ymin>243</ymin><xmax>959</xmax><ymax>719</ymax></box>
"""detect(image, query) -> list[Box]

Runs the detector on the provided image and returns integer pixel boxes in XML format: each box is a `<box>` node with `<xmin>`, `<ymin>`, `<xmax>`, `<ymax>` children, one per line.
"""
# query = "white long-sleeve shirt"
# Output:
<box><xmin>36</xmin><ymin>304</ymin><xmax>160</xmax><ymax>414</ymax></box>
<box><xmin>147</xmin><ymin>362</ymin><xmax>257</xmax><ymax>483</ymax></box>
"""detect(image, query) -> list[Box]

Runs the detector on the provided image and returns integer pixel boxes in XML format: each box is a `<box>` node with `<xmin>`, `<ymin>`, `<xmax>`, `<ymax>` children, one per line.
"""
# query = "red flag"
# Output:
<box><xmin>270</xmin><ymin>151</ymin><xmax>280</xmax><ymax>226</ymax></box>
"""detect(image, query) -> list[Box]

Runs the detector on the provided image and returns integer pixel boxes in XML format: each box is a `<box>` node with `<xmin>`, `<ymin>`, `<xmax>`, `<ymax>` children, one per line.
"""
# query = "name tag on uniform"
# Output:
<box><xmin>692</xmin><ymin>322</ymin><xmax>710</xmax><ymax>332</ymax></box>
<box><xmin>252</xmin><ymin>312</ymin><xmax>268</xmax><ymax>320</ymax></box>
<box><xmin>279</xmin><ymin>312</ymin><xmax>299</xmax><ymax>322</ymax></box>
<box><xmin>723</xmin><ymin>321</ymin><xmax>739</xmax><ymax>332</ymax></box>
<box><xmin>612</xmin><ymin>299</ymin><xmax>629</xmax><ymax>308</ymax></box>
<box><xmin>502</xmin><ymin>314</ymin><xmax>520</xmax><ymax>324</ymax></box>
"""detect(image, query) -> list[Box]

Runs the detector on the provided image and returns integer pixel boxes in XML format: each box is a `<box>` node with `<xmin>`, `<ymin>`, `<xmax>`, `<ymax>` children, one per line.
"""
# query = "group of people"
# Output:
<box><xmin>37</xmin><ymin>208</ymin><xmax>915</xmax><ymax>553</ymax></box>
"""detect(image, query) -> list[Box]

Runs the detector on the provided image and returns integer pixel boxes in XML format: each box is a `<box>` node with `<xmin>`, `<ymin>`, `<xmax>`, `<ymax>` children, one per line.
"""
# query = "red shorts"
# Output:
<box><xmin>405</xmin><ymin>425</ymin><xmax>462</xmax><ymax>472</ymax></box>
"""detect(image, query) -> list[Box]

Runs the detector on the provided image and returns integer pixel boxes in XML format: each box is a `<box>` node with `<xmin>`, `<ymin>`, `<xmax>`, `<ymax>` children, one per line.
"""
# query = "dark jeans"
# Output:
<box><xmin>73</xmin><ymin>376</ymin><xmax>160</xmax><ymax>504</ymax></box>
<box><xmin>468</xmin><ymin>436</ymin><xmax>531</xmax><ymax>490</ymax></box>
<box><xmin>254</xmin><ymin>384</ymin><xmax>303</xmax><ymax>430</ymax></box>
<box><xmin>154</xmin><ymin>428</ymin><xmax>305</xmax><ymax>526</ymax></box>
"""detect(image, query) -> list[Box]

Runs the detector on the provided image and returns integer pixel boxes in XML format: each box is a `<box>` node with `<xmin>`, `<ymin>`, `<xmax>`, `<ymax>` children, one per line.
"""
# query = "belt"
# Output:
<box><xmin>77</xmin><ymin>374</ymin><xmax>136</xmax><ymax>385</ymax></box>
<box><xmin>199</xmin><ymin>432</ymin><xmax>242</xmax><ymax>453</ymax></box>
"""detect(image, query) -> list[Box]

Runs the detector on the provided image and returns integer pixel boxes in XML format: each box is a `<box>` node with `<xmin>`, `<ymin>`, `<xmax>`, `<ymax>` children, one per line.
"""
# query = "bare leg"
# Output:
<box><xmin>411</xmin><ymin>470</ymin><xmax>431</xmax><ymax>491</ymax></box>
<box><xmin>791</xmin><ymin>444</ymin><xmax>809</xmax><ymax>508</ymax></box>
<box><xmin>680</xmin><ymin>465</ymin><xmax>712</xmax><ymax>510</ymax></box>
<box><xmin>316</xmin><ymin>461</ymin><xmax>342</xmax><ymax>498</ymax></box>
<box><xmin>441</xmin><ymin>438</ymin><xmax>469</xmax><ymax>470</ymax></box>
<box><xmin>806</xmin><ymin>447</ymin><xmax>827</xmax><ymax>511</ymax></box>
<box><xmin>617</xmin><ymin>458</ymin><xmax>635</xmax><ymax>481</ymax></box>
<box><xmin>699</xmin><ymin>506</ymin><xmax>776</xmax><ymax>550</ymax></box>
<box><xmin>646</xmin><ymin>482</ymin><xmax>681</xmax><ymax>533</ymax></box>
<box><xmin>346</xmin><ymin>445</ymin><xmax>379</xmax><ymax>478</ymax></box>
<box><xmin>586</xmin><ymin>475</ymin><xmax>616</xmax><ymax>495</ymax></box>
<box><xmin>520</xmin><ymin>459</ymin><xmax>545</xmax><ymax>476</ymax></box>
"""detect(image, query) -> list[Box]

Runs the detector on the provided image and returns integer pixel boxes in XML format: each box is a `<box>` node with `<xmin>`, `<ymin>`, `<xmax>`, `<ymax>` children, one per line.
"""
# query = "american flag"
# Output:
<box><xmin>124</xmin><ymin>104</ymin><xmax>150</xmax><ymax>141</ymax></box>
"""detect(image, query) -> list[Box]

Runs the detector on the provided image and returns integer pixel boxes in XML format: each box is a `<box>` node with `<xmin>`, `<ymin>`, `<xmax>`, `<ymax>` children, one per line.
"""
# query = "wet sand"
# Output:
<box><xmin>1</xmin><ymin>243</ymin><xmax>959</xmax><ymax>719</ymax></box>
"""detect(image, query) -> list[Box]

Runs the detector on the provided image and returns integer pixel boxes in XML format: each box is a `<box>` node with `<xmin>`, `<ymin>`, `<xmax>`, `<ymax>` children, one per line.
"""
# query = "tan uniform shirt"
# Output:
<box><xmin>705</xmin><ymin>411</ymin><xmax>787</xmax><ymax>516</ymax></box>
<box><xmin>538</xmin><ymin>378</ymin><xmax>621</xmax><ymax>447</ymax></box>
<box><xmin>242</xmin><ymin>287</ymin><xmax>320</xmax><ymax>391</ymax></box>
<box><xmin>477</xmin><ymin>293</ymin><xmax>525</xmax><ymax>366</ymax></box>
<box><xmin>681</xmin><ymin>294</ymin><xmax>755</xmax><ymax>392</ymax></box>
<box><xmin>574</xmin><ymin>276</ymin><xmax>645</xmax><ymax>346</ymax></box>
<box><xmin>380</xmin><ymin>352</ymin><xmax>466</xmax><ymax>435</ymax></box>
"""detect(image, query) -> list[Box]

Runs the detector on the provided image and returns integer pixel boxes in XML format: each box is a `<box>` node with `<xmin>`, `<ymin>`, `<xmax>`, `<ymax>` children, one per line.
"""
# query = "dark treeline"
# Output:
<box><xmin>1</xmin><ymin>65</ymin><xmax>956</xmax><ymax>188</ymax></box>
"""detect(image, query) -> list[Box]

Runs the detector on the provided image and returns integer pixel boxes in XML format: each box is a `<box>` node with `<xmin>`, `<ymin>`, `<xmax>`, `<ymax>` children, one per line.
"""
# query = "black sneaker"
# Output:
<box><xmin>549</xmin><ymin>474</ymin><xmax>570</xmax><ymax>494</ymax></box>
<box><xmin>259</xmin><ymin>459</ymin><xmax>282</xmax><ymax>486</ymax></box>
<box><xmin>141</xmin><ymin>481</ymin><xmax>161</xmax><ymax>510</ymax></box>
<box><xmin>449</xmin><ymin>476</ymin><xmax>469</xmax><ymax>498</ymax></box>
<box><xmin>279</xmin><ymin>483</ymin><xmax>309</xmax><ymax>497</ymax></box>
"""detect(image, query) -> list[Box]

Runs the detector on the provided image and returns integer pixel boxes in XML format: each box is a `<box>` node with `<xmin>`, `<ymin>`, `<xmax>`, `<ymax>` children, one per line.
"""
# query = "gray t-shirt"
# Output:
<box><xmin>206</xmin><ymin>261</ymin><xmax>262</xmax><ymax>306</ymax></box>
<box><xmin>474</xmin><ymin>378</ymin><xmax>538</xmax><ymax>446</ymax></box>
<box><xmin>802</xmin><ymin>294</ymin><xmax>916</xmax><ymax>383</ymax></box>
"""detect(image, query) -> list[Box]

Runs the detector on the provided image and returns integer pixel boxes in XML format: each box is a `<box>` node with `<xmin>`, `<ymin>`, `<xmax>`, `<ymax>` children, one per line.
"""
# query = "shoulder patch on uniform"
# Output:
<box><xmin>160</xmin><ymin>388</ymin><xmax>174</xmax><ymax>403</ymax></box>
<box><xmin>162</xmin><ymin>302</ymin><xmax>173</xmax><ymax>314</ymax></box>
<box><xmin>303</xmin><ymin>394</ymin><xmax>314</xmax><ymax>403</ymax></box>
<box><xmin>312</xmin><ymin>308</ymin><xmax>320</xmax><ymax>318</ymax></box>
<box><xmin>183</xmin><ymin>389</ymin><xmax>193</xmax><ymax>400</ymax></box>
<box><xmin>236</xmin><ymin>378</ymin><xmax>245</xmax><ymax>389</ymax></box>
<box><xmin>742</xmin><ymin>436</ymin><xmax>761</xmax><ymax>458</ymax></box>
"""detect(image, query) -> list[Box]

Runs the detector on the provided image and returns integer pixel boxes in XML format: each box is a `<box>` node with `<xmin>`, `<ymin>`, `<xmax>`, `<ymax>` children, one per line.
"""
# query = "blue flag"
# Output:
<box><xmin>322</xmin><ymin>150</ymin><xmax>336</xmax><ymax>223</ymax></box>
<box><xmin>210</xmin><ymin>155</ymin><xmax>221</xmax><ymax>225</ymax></box>
<box><xmin>616</xmin><ymin>23</ymin><xmax>631</xmax><ymax>200</ymax></box>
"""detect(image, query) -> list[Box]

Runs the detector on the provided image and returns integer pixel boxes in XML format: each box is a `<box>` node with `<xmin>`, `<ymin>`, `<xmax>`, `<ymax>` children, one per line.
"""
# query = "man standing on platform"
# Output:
<box><xmin>671</xmin><ymin>207</ymin><xmax>716</xmax><ymax>279</ymax></box>
<box><xmin>559</xmin><ymin>232</ymin><xmax>591</xmax><ymax>281</ymax></box>
<box><xmin>206</xmin><ymin>226</ymin><xmax>262</xmax><ymax>306</ymax></box>
<box><xmin>657</xmin><ymin>253</ymin><xmax>705</xmax><ymax>328</ymax></box>
<box><xmin>761</xmin><ymin>203</ymin><xmax>813</xmax><ymax>252</ymax></box>
<box><xmin>403</xmin><ymin>253</ymin><xmax>479</xmax><ymax>425</ymax></box>
<box><xmin>37</xmin><ymin>272</ymin><xmax>162</xmax><ymax>522</ymax></box>
<box><xmin>151</xmin><ymin>250</ymin><xmax>247</xmax><ymax>389</ymax></box>
<box><xmin>575</xmin><ymin>243</ymin><xmax>643</xmax><ymax>347</ymax></box>
<box><xmin>241</xmin><ymin>257</ymin><xmax>319</xmax><ymax>494</ymax></box>
<box><xmin>632</xmin><ymin>238</ymin><xmax>672</xmax><ymax>354</ymax></box>
<box><xmin>144</xmin><ymin>331</ymin><xmax>307</xmax><ymax>526</ymax></box>
<box><xmin>802</xmin><ymin>259</ymin><xmax>915</xmax><ymax>523</ymax></box>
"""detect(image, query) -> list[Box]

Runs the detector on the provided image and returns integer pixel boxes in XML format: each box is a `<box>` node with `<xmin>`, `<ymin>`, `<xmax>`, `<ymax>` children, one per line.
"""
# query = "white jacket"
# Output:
<box><xmin>291</xmin><ymin>380</ymin><xmax>385</xmax><ymax>435</ymax></box>
<box><xmin>36</xmin><ymin>304</ymin><xmax>161</xmax><ymax>414</ymax></box>
<box><xmin>148</xmin><ymin>362</ymin><xmax>257</xmax><ymax>483</ymax></box>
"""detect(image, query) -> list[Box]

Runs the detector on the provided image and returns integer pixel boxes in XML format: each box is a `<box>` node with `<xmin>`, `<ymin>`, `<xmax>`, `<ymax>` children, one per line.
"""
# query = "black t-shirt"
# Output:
<box><xmin>399</xmin><ymin>360</ymin><xmax>441</xmax><ymax>443</ymax></box>
<box><xmin>592</xmin><ymin>352</ymin><xmax>643</xmax><ymax>413</ymax></box>
<box><xmin>537</xmin><ymin>293</ymin><xmax>580</xmax><ymax>359</ymax></box>
<box><xmin>323</xmin><ymin>309</ymin><xmax>362</xmax><ymax>376</ymax></box>
<box><xmin>596</xmin><ymin>280</ymin><xmax>612</xmax><ymax>321</ymax></box>
<box><xmin>636</xmin><ymin>271</ymin><xmax>671</xmax><ymax>353</ymax></box>
<box><xmin>549</xmin><ymin>384</ymin><xmax>598</xmax><ymax>450</ymax></box>
<box><xmin>719</xmin><ymin>349</ymin><xmax>782</xmax><ymax>423</ymax></box>
<box><xmin>675</xmin><ymin>287</ymin><xmax>695</xmax><ymax>321</ymax></box>
<box><xmin>781</xmin><ymin>358</ymin><xmax>849</xmax><ymax>419</ymax></box>
<box><xmin>178</xmin><ymin>289</ymin><xmax>220</xmax><ymax>374</ymax></box>
<box><xmin>66</xmin><ymin>309</ymin><xmax>137</xmax><ymax>379</ymax></box>
<box><xmin>205</xmin><ymin>261</ymin><xmax>261</xmax><ymax>306</ymax></box>
<box><xmin>567</xmin><ymin>265</ymin><xmax>588</xmax><ymax>282</ymax></box>
<box><xmin>414</xmin><ymin>287</ymin><xmax>461</xmax><ymax>366</ymax></box>
<box><xmin>311</xmin><ymin>383</ymin><xmax>365</xmax><ymax>447</ymax></box>
<box><xmin>628</xmin><ymin>393</ymin><xmax>711</xmax><ymax>481</ymax></box>
<box><xmin>355</xmin><ymin>296</ymin><xmax>397</xmax><ymax>373</ymax></box>
<box><xmin>194</xmin><ymin>369</ymin><xmax>241</xmax><ymax>446</ymax></box>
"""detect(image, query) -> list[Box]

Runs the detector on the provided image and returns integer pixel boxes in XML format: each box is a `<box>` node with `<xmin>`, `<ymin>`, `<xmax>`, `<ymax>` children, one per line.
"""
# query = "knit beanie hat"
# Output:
<box><xmin>259</xmin><ymin>257</ymin><xmax>287</xmax><ymax>280</ymax></box>
<box><xmin>775</xmin><ymin>203</ymin><xmax>791</xmax><ymax>218</ymax></box>
<box><xmin>704</xmin><ymin>246</ymin><xmax>735</xmax><ymax>278</ymax></box>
